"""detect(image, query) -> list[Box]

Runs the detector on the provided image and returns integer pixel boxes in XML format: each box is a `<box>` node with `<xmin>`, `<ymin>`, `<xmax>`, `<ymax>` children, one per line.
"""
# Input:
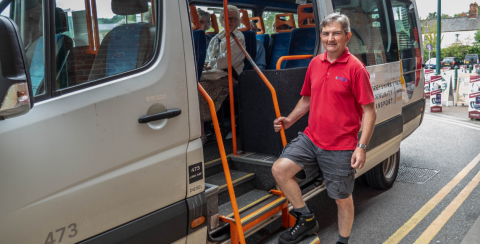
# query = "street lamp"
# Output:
<box><xmin>436</xmin><ymin>0</ymin><xmax>441</xmax><ymax>75</ymax></box>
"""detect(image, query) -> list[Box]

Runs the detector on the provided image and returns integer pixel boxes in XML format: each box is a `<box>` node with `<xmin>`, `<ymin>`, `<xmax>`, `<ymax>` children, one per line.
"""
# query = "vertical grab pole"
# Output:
<box><xmin>198</xmin><ymin>83</ymin><xmax>246</xmax><ymax>244</ymax></box>
<box><xmin>223</xmin><ymin>0</ymin><xmax>238</xmax><ymax>155</ymax></box>
<box><xmin>231</xmin><ymin>34</ymin><xmax>288</xmax><ymax>147</ymax></box>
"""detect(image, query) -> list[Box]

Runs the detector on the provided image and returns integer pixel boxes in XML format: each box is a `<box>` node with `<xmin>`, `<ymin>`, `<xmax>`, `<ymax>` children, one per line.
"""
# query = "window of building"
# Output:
<box><xmin>456</xmin><ymin>34</ymin><xmax>460</xmax><ymax>42</ymax></box>
<box><xmin>0</xmin><ymin>3</ymin><xmax>10</xmax><ymax>17</ymax></box>
<box><xmin>52</xmin><ymin>0</ymin><xmax>158</xmax><ymax>92</ymax></box>
<box><xmin>332</xmin><ymin>0</ymin><xmax>398</xmax><ymax>66</ymax></box>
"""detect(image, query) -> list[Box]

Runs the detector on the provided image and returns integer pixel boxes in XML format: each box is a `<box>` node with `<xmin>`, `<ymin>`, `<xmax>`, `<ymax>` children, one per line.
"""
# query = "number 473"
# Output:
<box><xmin>44</xmin><ymin>223</ymin><xmax>78</xmax><ymax>244</ymax></box>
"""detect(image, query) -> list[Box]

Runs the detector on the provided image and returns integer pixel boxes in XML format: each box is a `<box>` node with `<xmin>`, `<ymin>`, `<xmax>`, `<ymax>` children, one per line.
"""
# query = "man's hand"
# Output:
<box><xmin>351</xmin><ymin>147</ymin><xmax>366</xmax><ymax>169</ymax></box>
<box><xmin>273</xmin><ymin>117</ymin><xmax>292</xmax><ymax>132</ymax></box>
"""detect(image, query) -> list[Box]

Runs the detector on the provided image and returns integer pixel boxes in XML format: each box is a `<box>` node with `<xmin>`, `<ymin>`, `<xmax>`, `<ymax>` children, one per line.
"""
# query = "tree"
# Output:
<box><xmin>475</xmin><ymin>28</ymin><xmax>480</xmax><ymax>42</ymax></box>
<box><xmin>441</xmin><ymin>13</ymin><xmax>451</xmax><ymax>19</ymax></box>
<box><xmin>426</xmin><ymin>12</ymin><xmax>437</xmax><ymax>19</ymax></box>
<box><xmin>422</xmin><ymin>20</ymin><xmax>444</xmax><ymax>58</ymax></box>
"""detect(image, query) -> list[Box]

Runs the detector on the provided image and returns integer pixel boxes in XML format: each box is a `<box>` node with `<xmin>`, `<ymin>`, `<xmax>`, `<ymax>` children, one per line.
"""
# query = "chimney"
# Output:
<box><xmin>470</xmin><ymin>2</ymin><xmax>478</xmax><ymax>19</ymax></box>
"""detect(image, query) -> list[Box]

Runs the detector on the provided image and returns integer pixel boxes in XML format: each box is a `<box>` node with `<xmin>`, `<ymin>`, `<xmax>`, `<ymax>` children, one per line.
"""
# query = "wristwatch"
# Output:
<box><xmin>356</xmin><ymin>143</ymin><xmax>368</xmax><ymax>152</ymax></box>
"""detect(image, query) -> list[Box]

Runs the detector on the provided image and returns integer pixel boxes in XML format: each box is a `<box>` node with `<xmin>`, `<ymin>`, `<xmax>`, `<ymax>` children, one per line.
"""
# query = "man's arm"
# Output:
<box><xmin>273</xmin><ymin>96</ymin><xmax>310</xmax><ymax>132</ymax></box>
<box><xmin>351</xmin><ymin>102</ymin><xmax>376</xmax><ymax>169</ymax></box>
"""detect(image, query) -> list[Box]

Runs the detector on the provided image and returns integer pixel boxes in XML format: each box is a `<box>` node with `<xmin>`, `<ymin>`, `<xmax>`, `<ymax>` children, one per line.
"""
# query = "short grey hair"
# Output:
<box><xmin>219</xmin><ymin>5</ymin><xmax>241</xmax><ymax>28</ymax></box>
<box><xmin>197</xmin><ymin>9</ymin><xmax>212</xmax><ymax>30</ymax></box>
<box><xmin>320</xmin><ymin>13</ymin><xmax>351</xmax><ymax>34</ymax></box>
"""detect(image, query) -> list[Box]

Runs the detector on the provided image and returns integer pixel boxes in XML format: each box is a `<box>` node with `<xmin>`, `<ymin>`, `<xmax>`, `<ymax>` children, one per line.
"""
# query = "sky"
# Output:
<box><xmin>416</xmin><ymin>0</ymin><xmax>476</xmax><ymax>19</ymax></box>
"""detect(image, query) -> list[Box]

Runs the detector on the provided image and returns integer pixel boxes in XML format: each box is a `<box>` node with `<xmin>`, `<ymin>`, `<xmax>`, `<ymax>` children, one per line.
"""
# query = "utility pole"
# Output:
<box><xmin>436</xmin><ymin>0</ymin><xmax>441</xmax><ymax>75</ymax></box>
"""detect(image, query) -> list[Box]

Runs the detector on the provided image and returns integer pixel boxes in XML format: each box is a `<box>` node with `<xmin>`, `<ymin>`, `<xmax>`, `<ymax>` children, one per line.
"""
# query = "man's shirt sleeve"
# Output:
<box><xmin>353</xmin><ymin>68</ymin><xmax>375</xmax><ymax>105</ymax></box>
<box><xmin>300</xmin><ymin>63</ymin><xmax>313</xmax><ymax>96</ymax></box>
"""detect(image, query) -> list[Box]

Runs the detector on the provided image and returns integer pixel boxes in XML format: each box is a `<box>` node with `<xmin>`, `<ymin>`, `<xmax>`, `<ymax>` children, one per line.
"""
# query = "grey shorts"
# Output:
<box><xmin>279</xmin><ymin>132</ymin><xmax>356</xmax><ymax>199</ymax></box>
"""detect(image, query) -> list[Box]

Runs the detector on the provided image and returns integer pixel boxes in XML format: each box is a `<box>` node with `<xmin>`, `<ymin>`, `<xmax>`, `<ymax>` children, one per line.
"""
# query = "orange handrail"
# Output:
<box><xmin>223</xmin><ymin>1</ymin><xmax>238</xmax><ymax>156</ymax></box>
<box><xmin>231</xmin><ymin>33</ymin><xmax>288</xmax><ymax>147</ymax></box>
<box><xmin>276</xmin><ymin>55</ymin><xmax>314</xmax><ymax>70</ymax></box>
<box><xmin>198</xmin><ymin>83</ymin><xmax>246</xmax><ymax>244</ymax></box>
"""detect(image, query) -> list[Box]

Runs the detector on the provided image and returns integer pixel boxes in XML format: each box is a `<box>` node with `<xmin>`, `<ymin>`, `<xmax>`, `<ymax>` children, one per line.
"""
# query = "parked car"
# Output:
<box><xmin>441</xmin><ymin>57</ymin><xmax>463</xmax><ymax>68</ymax></box>
<box><xmin>465</xmin><ymin>54</ymin><xmax>479</xmax><ymax>65</ymax></box>
<box><xmin>425</xmin><ymin>58</ymin><xmax>437</xmax><ymax>69</ymax></box>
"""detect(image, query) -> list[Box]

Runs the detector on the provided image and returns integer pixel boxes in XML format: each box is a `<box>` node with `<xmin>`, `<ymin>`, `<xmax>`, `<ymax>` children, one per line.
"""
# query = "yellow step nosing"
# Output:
<box><xmin>226</xmin><ymin>194</ymin><xmax>273</xmax><ymax>218</ymax></box>
<box><xmin>239</xmin><ymin>197</ymin><xmax>287</xmax><ymax>225</ymax></box>
<box><xmin>218</xmin><ymin>173</ymin><xmax>255</xmax><ymax>190</ymax></box>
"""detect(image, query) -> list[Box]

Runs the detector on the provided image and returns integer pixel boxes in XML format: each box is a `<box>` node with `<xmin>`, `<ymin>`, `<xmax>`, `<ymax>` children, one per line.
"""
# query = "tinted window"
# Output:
<box><xmin>0</xmin><ymin>3</ymin><xmax>10</xmax><ymax>16</ymax></box>
<box><xmin>390</xmin><ymin>0</ymin><xmax>421</xmax><ymax>60</ymax></box>
<box><xmin>332</xmin><ymin>0</ymin><xmax>398</xmax><ymax>66</ymax></box>
<box><xmin>52</xmin><ymin>0</ymin><xmax>158</xmax><ymax>92</ymax></box>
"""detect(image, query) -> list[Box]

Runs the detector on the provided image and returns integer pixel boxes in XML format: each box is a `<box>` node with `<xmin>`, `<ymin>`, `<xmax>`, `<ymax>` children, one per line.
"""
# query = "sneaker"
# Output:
<box><xmin>279</xmin><ymin>211</ymin><xmax>319</xmax><ymax>244</ymax></box>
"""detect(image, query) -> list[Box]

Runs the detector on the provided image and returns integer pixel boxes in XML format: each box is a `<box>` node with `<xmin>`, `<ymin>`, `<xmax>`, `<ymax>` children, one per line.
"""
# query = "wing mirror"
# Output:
<box><xmin>0</xmin><ymin>16</ymin><xmax>33</xmax><ymax>120</ymax></box>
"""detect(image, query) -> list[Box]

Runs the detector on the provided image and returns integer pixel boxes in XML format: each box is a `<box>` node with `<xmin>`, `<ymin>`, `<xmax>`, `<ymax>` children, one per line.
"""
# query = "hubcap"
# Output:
<box><xmin>383</xmin><ymin>153</ymin><xmax>397</xmax><ymax>179</ymax></box>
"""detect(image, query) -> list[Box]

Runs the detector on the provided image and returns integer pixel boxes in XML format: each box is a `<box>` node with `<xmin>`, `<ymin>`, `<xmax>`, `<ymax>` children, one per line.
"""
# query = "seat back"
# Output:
<box><xmin>285</xmin><ymin>28</ymin><xmax>316</xmax><ymax>68</ymax></box>
<box><xmin>267</xmin><ymin>32</ymin><xmax>291</xmax><ymax>69</ymax></box>
<box><xmin>275</xmin><ymin>13</ymin><xmax>296</xmax><ymax>33</ymax></box>
<box><xmin>88</xmin><ymin>0</ymin><xmax>155</xmax><ymax>81</ymax></box>
<box><xmin>206</xmin><ymin>14</ymin><xmax>219</xmax><ymax>35</ymax></box>
<box><xmin>242</xmin><ymin>31</ymin><xmax>257</xmax><ymax>70</ymax></box>
<box><xmin>192</xmin><ymin>30</ymin><xmax>207</xmax><ymax>81</ymax></box>
<box><xmin>249</xmin><ymin>16</ymin><xmax>265</xmax><ymax>34</ymax></box>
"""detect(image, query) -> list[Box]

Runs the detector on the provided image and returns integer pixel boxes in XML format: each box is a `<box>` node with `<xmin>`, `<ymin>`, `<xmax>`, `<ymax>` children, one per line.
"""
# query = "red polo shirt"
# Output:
<box><xmin>300</xmin><ymin>48</ymin><xmax>374</xmax><ymax>150</ymax></box>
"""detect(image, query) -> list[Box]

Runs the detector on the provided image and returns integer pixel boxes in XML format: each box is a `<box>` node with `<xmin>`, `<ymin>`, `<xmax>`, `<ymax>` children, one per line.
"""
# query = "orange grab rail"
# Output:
<box><xmin>276</xmin><ymin>55</ymin><xmax>314</xmax><ymax>70</ymax></box>
<box><xmin>223</xmin><ymin>1</ymin><xmax>238</xmax><ymax>156</ymax></box>
<box><xmin>231</xmin><ymin>33</ymin><xmax>288</xmax><ymax>147</ymax></box>
<box><xmin>198</xmin><ymin>83</ymin><xmax>246</xmax><ymax>244</ymax></box>
<box><xmin>221</xmin><ymin>0</ymin><xmax>244</xmax><ymax>242</ymax></box>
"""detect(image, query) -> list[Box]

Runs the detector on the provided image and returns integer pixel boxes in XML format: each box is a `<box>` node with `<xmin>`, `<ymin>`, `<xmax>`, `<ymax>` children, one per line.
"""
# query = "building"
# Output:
<box><xmin>422</xmin><ymin>2</ymin><xmax>480</xmax><ymax>48</ymax></box>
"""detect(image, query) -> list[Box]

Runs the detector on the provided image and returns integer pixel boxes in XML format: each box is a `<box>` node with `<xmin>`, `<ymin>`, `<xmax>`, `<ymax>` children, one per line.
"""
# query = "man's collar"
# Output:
<box><xmin>321</xmin><ymin>48</ymin><xmax>351</xmax><ymax>63</ymax></box>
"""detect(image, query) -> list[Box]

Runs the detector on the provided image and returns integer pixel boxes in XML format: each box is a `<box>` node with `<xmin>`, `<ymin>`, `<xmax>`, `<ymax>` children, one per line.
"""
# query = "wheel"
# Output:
<box><xmin>365</xmin><ymin>150</ymin><xmax>400</xmax><ymax>190</ymax></box>
<box><xmin>355</xmin><ymin>173</ymin><xmax>369</xmax><ymax>187</ymax></box>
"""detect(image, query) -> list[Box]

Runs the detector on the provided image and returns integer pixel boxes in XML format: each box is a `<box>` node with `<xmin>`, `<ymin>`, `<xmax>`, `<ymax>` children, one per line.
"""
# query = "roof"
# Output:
<box><xmin>422</xmin><ymin>16</ymin><xmax>480</xmax><ymax>33</ymax></box>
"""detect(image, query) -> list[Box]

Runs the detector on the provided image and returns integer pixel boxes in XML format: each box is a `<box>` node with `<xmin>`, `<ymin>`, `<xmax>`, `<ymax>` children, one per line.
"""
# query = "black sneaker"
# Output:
<box><xmin>278</xmin><ymin>211</ymin><xmax>319</xmax><ymax>244</ymax></box>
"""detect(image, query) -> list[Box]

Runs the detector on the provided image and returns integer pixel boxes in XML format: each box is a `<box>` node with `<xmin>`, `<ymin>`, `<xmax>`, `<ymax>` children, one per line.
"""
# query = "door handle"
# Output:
<box><xmin>138</xmin><ymin>109</ymin><xmax>181</xmax><ymax>123</ymax></box>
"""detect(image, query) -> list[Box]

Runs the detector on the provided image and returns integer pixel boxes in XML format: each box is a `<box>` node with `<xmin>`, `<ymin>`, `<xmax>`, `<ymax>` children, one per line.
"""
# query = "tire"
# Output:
<box><xmin>365</xmin><ymin>150</ymin><xmax>400</xmax><ymax>190</ymax></box>
<box><xmin>355</xmin><ymin>173</ymin><xmax>369</xmax><ymax>187</ymax></box>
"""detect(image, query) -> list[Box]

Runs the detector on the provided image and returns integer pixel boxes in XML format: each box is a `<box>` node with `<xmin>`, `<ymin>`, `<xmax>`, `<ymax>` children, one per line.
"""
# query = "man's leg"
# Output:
<box><xmin>336</xmin><ymin>196</ymin><xmax>354</xmax><ymax>240</ymax></box>
<box><xmin>271</xmin><ymin>158</ymin><xmax>305</xmax><ymax>208</ymax></box>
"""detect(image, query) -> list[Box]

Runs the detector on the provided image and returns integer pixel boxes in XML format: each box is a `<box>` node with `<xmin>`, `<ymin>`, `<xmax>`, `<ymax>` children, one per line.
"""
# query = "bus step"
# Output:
<box><xmin>205</xmin><ymin>170</ymin><xmax>256</xmax><ymax>205</ymax></box>
<box><xmin>219</xmin><ymin>189</ymin><xmax>274</xmax><ymax>217</ymax></box>
<box><xmin>257</xmin><ymin>226</ymin><xmax>320</xmax><ymax>244</ymax></box>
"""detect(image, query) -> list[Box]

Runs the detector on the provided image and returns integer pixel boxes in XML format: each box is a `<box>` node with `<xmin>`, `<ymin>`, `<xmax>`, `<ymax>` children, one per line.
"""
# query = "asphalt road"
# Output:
<box><xmin>303</xmin><ymin>114</ymin><xmax>480</xmax><ymax>244</ymax></box>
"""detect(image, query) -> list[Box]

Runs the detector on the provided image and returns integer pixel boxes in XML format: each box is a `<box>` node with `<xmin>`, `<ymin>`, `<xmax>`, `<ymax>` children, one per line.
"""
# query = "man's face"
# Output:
<box><xmin>222</xmin><ymin>10</ymin><xmax>238</xmax><ymax>30</ymax></box>
<box><xmin>321</xmin><ymin>22</ymin><xmax>351</xmax><ymax>55</ymax></box>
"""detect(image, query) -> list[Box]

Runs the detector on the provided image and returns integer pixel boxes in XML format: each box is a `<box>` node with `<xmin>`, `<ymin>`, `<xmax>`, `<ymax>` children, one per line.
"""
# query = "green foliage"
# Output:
<box><xmin>263</xmin><ymin>11</ymin><xmax>298</xmax><ymax>35</ymax></box>
<box><xmin>475</xmin><ymin>28</ymin><xmax>480</xmax><ymax>42</ymax></box>
<box><xmin>422</xmin><ymin>20</ymin><xmax>443</xmax><ymax>58</ymax></box>
<box><xmin>425</xmin><ymin>12</ymin><xmax>452</xmax><ymax>20</ymax></box>
<box><xmin>441</xmin><ymin>43</ymin><xmax>471</xmax><ymax>60</ymax></box>
<box><xmin>441</xmin><ymin>13</ymin><xmax>451</xmax><ymax>19</ymax></box>
<box><xmin>98</xmin><ymin>15</ymin><xmax>125</xmax><ymax>24</ymax></box>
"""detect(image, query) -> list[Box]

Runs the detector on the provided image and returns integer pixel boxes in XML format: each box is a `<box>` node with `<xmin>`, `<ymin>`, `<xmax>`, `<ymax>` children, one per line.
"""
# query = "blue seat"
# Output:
<box><xmin>256</xmin><ymin>34</ymin><xmax>270</xmax><ymax>55</ymax></box>
<box><xmin>192</xmin><ymin>30</ymin><xmax>207</xmax><ymax>81</ymax></box>
<box><xmin>285</xmin><ymin>28</ymin><xmax>316</xmax><ymax>68</ymax></box>
<box><xmin>267</xmin><ymin>32</ymin><xmax>291</xmax><ymax>70</ymax></box>
<box><xmin>241</xmin><ymin>31</ymin><xmax>257</xmax><ymax>70</ymax></box>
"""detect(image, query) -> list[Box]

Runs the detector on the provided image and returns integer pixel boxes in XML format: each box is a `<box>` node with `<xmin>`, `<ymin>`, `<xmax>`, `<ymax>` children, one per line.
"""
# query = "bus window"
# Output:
<box><xmin>263</xmin><ymin>11</ymin><xmax>298</xmax><ymax>34</ymax></box>
<box><xmin>332</xmin><ymin>0</ymin><xmax>398</xmax><ymax>66</ymax></box>
<box><xmin>7</xmin><ymin>0</ymin><xmax>46</xmax><ymax>97</ymax></box>
<box><xmin>390</xmin><ymin>0</ymin><xmax>420</xmax><ymax>59</ymax></box>
<box><xmin>53</xmin><ymin>0</ymin><xmax>158</xmax><ymax>91</ymax></box>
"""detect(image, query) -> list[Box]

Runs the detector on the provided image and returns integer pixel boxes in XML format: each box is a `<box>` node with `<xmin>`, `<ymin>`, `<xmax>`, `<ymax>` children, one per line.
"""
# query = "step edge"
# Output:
<box><xmin>217</xmin><ymin>173</ymin><xmax>256</xmax><ymax>192</ymax></box>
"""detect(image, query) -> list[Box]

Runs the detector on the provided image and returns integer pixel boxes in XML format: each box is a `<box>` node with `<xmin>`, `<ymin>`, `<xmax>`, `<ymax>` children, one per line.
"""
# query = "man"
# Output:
<box><xmin>272</xmin><ymin>13</ymin><xmax>376</xmax><ymax>244</ymax></box>
<box><xmin>197</xmin><ymin>9</ymin><xmax>214</xmax><ymax>44</ymax></box>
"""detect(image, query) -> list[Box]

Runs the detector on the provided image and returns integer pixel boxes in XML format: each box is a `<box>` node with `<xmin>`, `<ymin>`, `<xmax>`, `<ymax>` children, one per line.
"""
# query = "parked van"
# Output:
<box><xmin>0</xmin><ymin>0</ymin><xmax>425</xmax><ymax>243</ymax></box>
<box><xmin>465</xmin><ymin>54</ymin><xmax>479</xmax><ymax>65</ymax></box>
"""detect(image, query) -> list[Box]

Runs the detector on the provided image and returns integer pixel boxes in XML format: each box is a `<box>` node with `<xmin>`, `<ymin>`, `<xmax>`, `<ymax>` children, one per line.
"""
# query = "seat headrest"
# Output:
<box><xmin>189</xmin><ymin>5</ymin><xmax>200</xmax><ymax>30</ymax></box>
<box><xmin>275</xmin><ymin>13</ymin><xmax>296</xmax><ymax>33</ymax></box>
<box><xmin>237</xmin><ymin>9</ymin><xmax>251</xmax><ymax>32</ymax></box>
<box><xmin>249</xmin><ymin>17</ymin><xmax>265</xmax><ymax>34</ymax></box>
<box><xmin>298</xmin><ymin>4</ymin><xmax>315</xmax><ymax>28</ymax></box>
<box><xmin>206</xmin><ymin>14</ymin><xmax>219</xmax><ymax>35</ymax></box>
<box><xmin>112</xmin><ymin>0</ymin><xmax>148</xmax><ymax>15</ymax></box>
<box><xmin>55</xmin><ymin>8</ymin><xmax>69</xmax><ymax>34</ymax></box>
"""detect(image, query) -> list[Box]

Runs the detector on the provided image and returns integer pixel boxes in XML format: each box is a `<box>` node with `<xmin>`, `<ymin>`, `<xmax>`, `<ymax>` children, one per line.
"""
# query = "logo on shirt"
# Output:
<box><xmin>336</xmin><ymin>76</ymin><xmax>348</xmax><ymax>82</ymax></box>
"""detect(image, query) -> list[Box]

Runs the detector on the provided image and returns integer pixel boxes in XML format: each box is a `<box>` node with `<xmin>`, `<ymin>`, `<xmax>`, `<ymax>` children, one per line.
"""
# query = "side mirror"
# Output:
<box><xmin>0</xmin><ymin>16</ymin><xmax>33</xmax><ymax>120</ymax></box>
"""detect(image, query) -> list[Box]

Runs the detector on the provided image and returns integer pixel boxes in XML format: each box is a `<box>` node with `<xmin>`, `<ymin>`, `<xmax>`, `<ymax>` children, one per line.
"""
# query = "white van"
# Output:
<box><xmin>0</xmin><ymin>0</ymin><xmax>425</xmax><ymax>243</ymax></box>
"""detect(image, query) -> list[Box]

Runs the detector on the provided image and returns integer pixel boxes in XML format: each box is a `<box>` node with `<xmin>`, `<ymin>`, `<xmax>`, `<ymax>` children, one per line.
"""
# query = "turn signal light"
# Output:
<box><xmin>190</xmin><ymin>216</ymin><xmax>205</xmax><ymax>228</ymax></box>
